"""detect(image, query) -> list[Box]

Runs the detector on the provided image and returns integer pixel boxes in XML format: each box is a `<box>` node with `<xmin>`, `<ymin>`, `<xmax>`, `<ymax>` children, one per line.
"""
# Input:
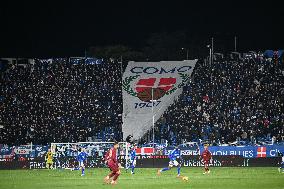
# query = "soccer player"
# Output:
<box><xmin>104</xmin><ymin>141</ymin><xmax>121</xmax><ymax>185</ymax></box>
<box><xmin>45</xmin><ymin>149</ymin><xmax>53</xmax><ymax>169</ymax></box>
<box><xmin>72</xmin><ymin>148</ymin><xmax>87</xmax><ymax>176</ymax></box>
<box><xmin>126</xmin><ymin>143</ymin><xmax>137</xmax><ymax>174</ymax></box>
<box><xmin>200</xmin><ymin>144</ymin><xmax>212</xmax><ymax>174</ymax></box>
<box><xmin>157</xmin><ymin>146</ymin><xmax>182</xmax><ymax>177</ymax></box>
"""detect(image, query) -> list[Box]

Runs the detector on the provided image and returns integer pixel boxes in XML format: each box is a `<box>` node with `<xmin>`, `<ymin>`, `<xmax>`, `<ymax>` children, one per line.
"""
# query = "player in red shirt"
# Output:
<box><xmin>104</xmin><ymin>141</ymin><xmax>121</xmax><ymax>185</ymax></box>
<box><xmin>200</xmin><ymin>144</ymin><xmax>212</xmax><ymax>174</ymax></box>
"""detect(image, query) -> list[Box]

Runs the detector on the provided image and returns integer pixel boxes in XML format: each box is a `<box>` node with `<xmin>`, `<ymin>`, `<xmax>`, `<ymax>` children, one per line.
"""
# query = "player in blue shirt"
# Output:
<box><xmin>72</xmin><ymin>148</ymin><xmax>87</xmax><ymax>176</ymax></box>
<box><xmin>157</xmin><ymin>147</ymin><xmax>182</xmax><ymax>177</ymax></box>
<box><xmin>127</xmin><ymin>144</ymin><xmax>137</xmax><ymax>174</ymax></box>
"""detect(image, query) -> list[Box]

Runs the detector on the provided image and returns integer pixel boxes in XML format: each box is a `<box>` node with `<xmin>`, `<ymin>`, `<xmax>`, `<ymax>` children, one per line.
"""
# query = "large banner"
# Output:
<box><xmin>200</xmin><ymin>145</ymin><xmax>284</xmax><ymax>158</ymax></box>
<box><xmin>122</xmin><ymin>60</ymin><xmax>197</xmax><ymax>140</ymax></box>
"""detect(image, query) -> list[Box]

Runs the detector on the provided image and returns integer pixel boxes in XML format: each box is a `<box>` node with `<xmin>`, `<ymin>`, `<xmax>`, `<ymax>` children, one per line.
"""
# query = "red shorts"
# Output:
<box><xmin>108</xmin><ymin>162</ymin><xmax>119</xmax><ymax>172</ymax></box>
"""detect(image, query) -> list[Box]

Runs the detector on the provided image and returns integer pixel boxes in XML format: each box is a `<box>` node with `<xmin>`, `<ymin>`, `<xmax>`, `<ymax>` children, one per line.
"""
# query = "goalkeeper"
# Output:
<box><xmin>45</xmin><ymin>149</ymin><xmax>53</xmax><ymax>169</ymax></box>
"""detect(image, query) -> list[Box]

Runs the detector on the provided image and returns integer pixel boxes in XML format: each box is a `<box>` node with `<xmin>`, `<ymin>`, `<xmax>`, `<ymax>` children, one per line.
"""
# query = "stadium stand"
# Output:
<box><xmin>0</xmin><ymin>58</ymin><xmax>123</xmax><ymax>145</ymax></box>
<box><xmin>145</xmin><ymin>53</ymin><xmax>284</xmax><ymax>146</ymax></box>
<box><xmin>0</xmin><ymin>52</ymin><xmax>283</xmax><ymax>146</ymax></box>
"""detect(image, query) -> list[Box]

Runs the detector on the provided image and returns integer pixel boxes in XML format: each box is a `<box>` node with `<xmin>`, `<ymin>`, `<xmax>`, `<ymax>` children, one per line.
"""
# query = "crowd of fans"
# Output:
<box><xmin>145</xmin><ymin>54</ymin><xmax>284</xmax><ymax>146</ymax></box>
<box><xmin>0</xmin><ymin>58</ymin><xmax>123</xmax><ymax>145</ymax></box>
<box><xmin>0</xmin><ymin>52</ymin><xmax>284</xmax><ymax>146</ymax></box>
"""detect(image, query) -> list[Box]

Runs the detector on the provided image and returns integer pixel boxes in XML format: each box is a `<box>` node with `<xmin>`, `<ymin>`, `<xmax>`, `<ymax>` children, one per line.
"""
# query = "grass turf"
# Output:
<box><xmin>0</xmin><ymin>167</ymin><xmax>283</xmax><ymax>189</ymax></box>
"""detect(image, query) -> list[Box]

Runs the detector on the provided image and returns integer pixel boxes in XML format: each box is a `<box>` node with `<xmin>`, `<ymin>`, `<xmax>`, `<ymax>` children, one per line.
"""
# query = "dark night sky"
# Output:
<box><xmin>0</xmin><ymin>0</ymin><xmax>283</xmax><ymax>57</ymax></box>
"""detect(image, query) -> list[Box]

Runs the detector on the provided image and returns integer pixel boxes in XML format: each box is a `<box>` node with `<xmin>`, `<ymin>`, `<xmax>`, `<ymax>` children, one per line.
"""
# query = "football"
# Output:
<box><xmin>182</xmin><ymin>176</ymin><xmax>189</xmax><ymax>182</ymax></box>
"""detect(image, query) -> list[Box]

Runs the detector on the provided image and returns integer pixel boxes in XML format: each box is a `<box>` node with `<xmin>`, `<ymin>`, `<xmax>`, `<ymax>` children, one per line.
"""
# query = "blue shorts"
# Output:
<box><xmin>79</xmin><ymin>161</ymin><xmax>84</xmax><ymax>167</ymax></box>
<box><xmin>131</xmin><ymin>159</ymin><xmax>136</xmax><ymax>167</ymax></box>
<box><xmin>169</xmin><ymin>160</ymin><xmax>179</xmax><ymax>167</ymax></box>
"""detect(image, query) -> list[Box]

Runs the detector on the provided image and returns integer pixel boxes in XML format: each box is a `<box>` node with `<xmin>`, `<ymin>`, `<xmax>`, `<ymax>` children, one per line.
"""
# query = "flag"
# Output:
<box><xmin>122</xmin><ymin>60</ymin><xmax>197</xmax><ymax>140</ymax></box>
<box><xmin>257</xmin><ymin>147</ymin><xmax>266</xmax><ymax>158</ymax></box>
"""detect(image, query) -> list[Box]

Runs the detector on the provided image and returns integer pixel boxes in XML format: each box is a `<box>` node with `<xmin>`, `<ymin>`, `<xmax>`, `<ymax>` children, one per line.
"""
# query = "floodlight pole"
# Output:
<box><xmin>120</xmin><ymin>55</ymin><xmax>124</xmax><ymax>140</ymax></box>
<box><xmin>211</xmin><ymin>37</ymin><xmax>214</xmax><ymax>65</ymax></box>
<box><xmin>234</xmin><ymin>36</ymin><xmax>237</xmax><ymax>52</ymax></box>
<box><xmin>209</xmin><ymin>48</ymin><xmax>212</xmax><ymax>65</ymax></box>
<box><xmin>187</xmin><ymin>49</ymin><xmax>189</xmax><ymax>60</ymax></box>
<box><xmin>181</xmin><ymin>48</ymin><xmax>189</xmax><ymax>60</ymax></box>
<box><xmin>120</xmin><ymin>56</ymin><xmax>123</xmax><ymax>78</ymax></box>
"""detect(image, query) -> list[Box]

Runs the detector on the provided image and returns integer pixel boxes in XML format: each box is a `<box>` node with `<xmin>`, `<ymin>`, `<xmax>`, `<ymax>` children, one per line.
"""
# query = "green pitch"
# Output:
<box><xmin>0</xmin><ymin>167</ymin><xmax>283</xmax><ymax>189</ymax></box>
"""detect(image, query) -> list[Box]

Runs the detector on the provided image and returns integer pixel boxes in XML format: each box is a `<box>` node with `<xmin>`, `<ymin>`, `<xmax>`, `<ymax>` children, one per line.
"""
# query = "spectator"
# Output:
<box><xmin>143</xmin><ymin>54</ymin><xmax>284</xmax><ymax>146</ymax></box>
<box><xmin>0</xmin><ymin>58</ymin><xmax>123</xmax><ymax>145</ymax></box>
